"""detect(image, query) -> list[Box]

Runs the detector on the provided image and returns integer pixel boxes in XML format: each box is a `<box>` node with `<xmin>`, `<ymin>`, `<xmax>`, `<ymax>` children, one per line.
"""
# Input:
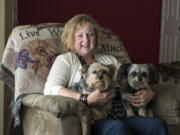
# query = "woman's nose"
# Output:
<box><xmin>84</xmin><ymin>35</ymin><xmax>89</xmax><ymax>40</ymax></box>
<box><xmin>82</xmin><ymin>35</ymin><xmax>89</xmax><ymax>43</ymax></box>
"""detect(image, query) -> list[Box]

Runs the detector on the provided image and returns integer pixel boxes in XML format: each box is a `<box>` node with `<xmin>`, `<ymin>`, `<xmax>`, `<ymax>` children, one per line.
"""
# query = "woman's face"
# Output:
<box><xmin>74</xmin><ymin>22</ymin><xmax>96</xmax><ymax>58</ymax></box>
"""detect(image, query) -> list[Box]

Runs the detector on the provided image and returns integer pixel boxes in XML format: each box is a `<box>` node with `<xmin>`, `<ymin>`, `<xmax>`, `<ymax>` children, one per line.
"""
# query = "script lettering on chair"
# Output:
<box><xmin>47</xmin><ymin>28</ymin><xmax>61</xmax><ymax>36</ymax></box>
<box><xmin>101</xmin><ymin>44</ymin><xmax>122</xmax><ymax>52</ymax></box>
<box><xmin>19</xmin><ymin>28</ymin><xmax>62</xmax><ymax>41</ymax></box>
<box><xmin>19</xmin><ymin>30</ymin><xmax>40</xmax><ymax>40</ymax></box>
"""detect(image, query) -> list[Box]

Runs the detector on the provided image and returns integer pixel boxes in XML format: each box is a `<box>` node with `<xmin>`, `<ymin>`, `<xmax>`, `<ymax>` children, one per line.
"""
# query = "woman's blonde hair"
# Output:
<box><xmin>61</xmin><ymin>14</ymin><xmax>102</xmax><ymax>52</ymax></box>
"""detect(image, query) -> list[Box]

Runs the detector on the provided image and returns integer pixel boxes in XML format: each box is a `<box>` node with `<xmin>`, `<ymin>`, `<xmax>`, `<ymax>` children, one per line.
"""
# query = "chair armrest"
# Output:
<box><xmin>151</xmin><ymin>83</ymin><xmax>180</xmax><ymax>126</ymax></box>
<box><xmin>22</xmin><ymin>94</ymin><xmax>85</xmax><ymax>116</ymax></box>
<box><xmin>22</xmin><ymin>94</ymin><xmax>91</xmax><ymax>135</ymax></box>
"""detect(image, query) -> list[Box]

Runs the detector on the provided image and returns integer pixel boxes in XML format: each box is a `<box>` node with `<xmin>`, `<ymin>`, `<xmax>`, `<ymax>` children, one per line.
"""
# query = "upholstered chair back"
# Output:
<box><xmin>0</xmin><ymin>23</ymin><xmax>130</xmax><ymax>100</ymax></box>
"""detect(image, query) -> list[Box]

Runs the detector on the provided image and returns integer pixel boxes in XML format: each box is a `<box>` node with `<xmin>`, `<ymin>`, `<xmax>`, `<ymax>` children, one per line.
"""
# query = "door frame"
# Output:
<box><xmin>0</xmin><ymin>0</ymin><xmax>5</xmax><ymax>133</ymax></box>
<box><xmin>0</xmin><ymin>0</ymin><xmax>14</xmax><ymax>134</ymax></box>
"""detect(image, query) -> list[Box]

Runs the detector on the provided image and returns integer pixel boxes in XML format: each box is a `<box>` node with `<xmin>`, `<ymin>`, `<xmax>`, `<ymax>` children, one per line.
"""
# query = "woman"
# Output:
<box><xmin>44</xmin><ymin>14</ymin><xmax>167</xmax><ymax>135</ymax></box>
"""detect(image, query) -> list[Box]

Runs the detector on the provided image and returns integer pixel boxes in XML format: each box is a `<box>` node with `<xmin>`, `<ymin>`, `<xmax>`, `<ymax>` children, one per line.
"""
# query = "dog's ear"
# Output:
<box><xmin>117</xmin><ymin>63</ymin><xmax>131</xmax><ymax>82</ymax></box>
<box><xmin>146</xmin><ymin>64</ymin><xmax>160</xmax><ymax>83</ymax></box>
<box><xmin>105</xmin><ymin>64</ymin><xmax>116</xmax><ymax>77</ymax></box>
<box><xmin>81</xmin><ymin>64</ymin><xmax>89</xmax><ymax>79</ymax></box>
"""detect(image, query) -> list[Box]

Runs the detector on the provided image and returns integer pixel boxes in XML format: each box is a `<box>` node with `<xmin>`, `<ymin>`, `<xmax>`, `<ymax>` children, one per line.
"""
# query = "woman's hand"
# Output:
<box><xmin>127</xmin><ymin>85</ymin><xmax>155</xmax><ymax>107</ymax></box>
<box><xmin>87</xmin><ymin>89</ymin><xmax>115</xmax><ymax>106</ymax></box>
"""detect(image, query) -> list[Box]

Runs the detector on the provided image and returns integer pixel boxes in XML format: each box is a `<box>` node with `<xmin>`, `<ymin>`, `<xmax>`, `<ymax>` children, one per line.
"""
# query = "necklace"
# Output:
<box><xmin>76</xmin><ymin>53</ymin><xmax>96</xmax><ymax>65</ymax></box>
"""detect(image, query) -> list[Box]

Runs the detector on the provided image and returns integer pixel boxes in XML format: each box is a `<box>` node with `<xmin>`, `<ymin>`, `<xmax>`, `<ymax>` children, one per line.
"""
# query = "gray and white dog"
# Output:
<box><xmin>117</xmin><ymin>63</ymin><xmax>159</xmax><ymax>117</ymax></box>
<box><xmin>71</xmin><ymin>62</ymin><xmax>116</xmax><ymax>120</ymax></box>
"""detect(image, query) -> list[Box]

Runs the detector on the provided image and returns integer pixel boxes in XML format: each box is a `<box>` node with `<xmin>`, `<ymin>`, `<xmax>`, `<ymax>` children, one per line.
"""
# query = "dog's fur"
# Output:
<box><xmin>117</xmin><ymin>63</ymin><xmax>159</xmax><ymax>117</ymax></box>
<box><xmin>71</xmin><ymin>62</ymin><xmax>116</xmax><ymax>120</ymax></box>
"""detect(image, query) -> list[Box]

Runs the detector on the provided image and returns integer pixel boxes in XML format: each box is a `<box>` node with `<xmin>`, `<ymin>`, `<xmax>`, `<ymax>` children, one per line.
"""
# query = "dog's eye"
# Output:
<box><xmin>93</xmin><ymin>71</ymin><xmax>97</xmax><ymax>74</ymax></box>
<box><xmin>102</xmin><ymin>71</ymin><xmax>107</xmax><ymax>74</ymax></box>
<box><xmin>142</xmin><ymin>72</ymin><xmax>147</xmax><ymax>77</ymax></box>
<box><xmin>131</xmin><ymin>72</ymin><xmax>137</xmax><ymax>77</ymax></box>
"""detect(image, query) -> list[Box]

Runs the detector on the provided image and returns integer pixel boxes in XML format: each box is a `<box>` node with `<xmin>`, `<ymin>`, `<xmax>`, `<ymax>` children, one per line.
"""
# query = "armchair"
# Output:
<box><xmin>0</xmin><ymin>23</ymin><xmax>180</xmax><ymax>135</ymax></box>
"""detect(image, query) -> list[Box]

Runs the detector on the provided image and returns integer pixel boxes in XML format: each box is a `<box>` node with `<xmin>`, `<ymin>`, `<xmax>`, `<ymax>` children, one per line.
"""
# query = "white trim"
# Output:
<box><xmin>159</xmin><ymin>0</ymin><xmax>166</xmax><ymax>63</ymax></box>
<box><xmin>176</xmin><ymin>0</ymin><xmax>179</xmax><ymax>20</ymax></box>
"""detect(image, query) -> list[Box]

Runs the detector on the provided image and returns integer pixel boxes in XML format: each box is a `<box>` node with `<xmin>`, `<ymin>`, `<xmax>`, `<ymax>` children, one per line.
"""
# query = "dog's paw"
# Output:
<box><xmin>91</xmin><ymin>119</ymin><xmax>95</xmax><ymax>124</ymax></box>
<box><xmin>139</xmin><ymin>113</ymin><xmax>146</xmax><ymax>117</ymax></box>
<box><xmin>138</xmin><ymin>109</ymin><xmax>146</xmax><ymax>117</ymax></box>
<box><xmin>93</xmin><ymin>114</ymin><xmax>106</xmax><ymax>120</ymax></box>
<box><xmin>147</xmin><ymin>109</ymin><xmax>154</xmax><ymax>117</ymax></box>
<box><xmin>127</xmin><ymin>113</ymin><xmax>135</xmax><ymax>117</ymax></box>
<box><xmin>127</xmin><ymin>110</ymin><xmax>135</xmax><ymax>117</ymax></box>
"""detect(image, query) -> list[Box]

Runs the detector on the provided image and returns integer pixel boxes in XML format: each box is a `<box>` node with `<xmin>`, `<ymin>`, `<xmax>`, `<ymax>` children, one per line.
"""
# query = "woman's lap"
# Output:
<box><xmin>124</xmin><ymin>116</ymin><xmax>167</xmax><ymax>135</ymax></box>
<box><xmin>92</xmin><ymin>118</ymin><xmax>132</xmax><ymax>135</ymax></box>
<box><xmin>92</xmin><ymin>116</ymin><xmax>167</xmax><ymax>135</ymax></box>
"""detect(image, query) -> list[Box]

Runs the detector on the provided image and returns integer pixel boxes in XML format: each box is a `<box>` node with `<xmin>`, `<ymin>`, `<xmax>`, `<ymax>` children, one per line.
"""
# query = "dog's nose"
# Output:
<box><xmin>138</xmin><ymin>76</ymin><xmax>142</xmax><ymax>81</ymax></box>
<box><xmin>99</xmin><ymin>75</ymin><xmax>103</xmax><ymax>80</ymax></box>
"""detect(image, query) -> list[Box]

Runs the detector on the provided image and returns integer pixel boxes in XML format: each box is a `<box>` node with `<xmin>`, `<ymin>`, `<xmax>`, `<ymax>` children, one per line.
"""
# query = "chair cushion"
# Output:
<box><xmin>0</xmin><ymin>23</ymin><xmax>130</xmax><ymax>99</ymax></box>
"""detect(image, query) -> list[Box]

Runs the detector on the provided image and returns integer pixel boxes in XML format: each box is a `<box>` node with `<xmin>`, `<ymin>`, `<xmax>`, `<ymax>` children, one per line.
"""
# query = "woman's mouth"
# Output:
<box><xmin>81</xmin><ymin>45</ymin><xmax>89</xmax><ymax>48</ymax></box>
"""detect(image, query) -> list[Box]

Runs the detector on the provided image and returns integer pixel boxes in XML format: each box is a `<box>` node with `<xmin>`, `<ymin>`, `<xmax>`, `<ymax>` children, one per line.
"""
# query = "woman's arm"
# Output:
<box><xmin>58</xmin><ymin>87</ymin><xmax>81</xmax><ymax>100</ymax></box>
<box><xmin>58</xmin><ymin>87</ymin><xmax>115</xmax><ymax>106</ymax></box>
<box><xmin>44</xmin><ymin>54</ymin><xmax>71</xmax><ymax>95</ymax></box>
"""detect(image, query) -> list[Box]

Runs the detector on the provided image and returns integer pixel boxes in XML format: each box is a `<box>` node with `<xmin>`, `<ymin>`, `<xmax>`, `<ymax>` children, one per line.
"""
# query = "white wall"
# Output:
<box><xmin>0</xmin><ymin>0</ymin><xmax>5</xmax><ymax>133</ymax></box>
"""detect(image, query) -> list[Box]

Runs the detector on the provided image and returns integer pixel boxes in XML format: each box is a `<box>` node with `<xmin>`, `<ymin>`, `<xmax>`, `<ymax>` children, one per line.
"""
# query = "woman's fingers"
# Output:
<box><xmin>127</xmin><ymin>90</ymin><xmax>147</xmax><ymax>106</ymax></box>
<box><xmin>127</xmin><ymin>88</ymin><xmax>156</xmax><ymax>107</ymax></box>
<box><xmin>87</xmin><ymin>89</ymin><xmax>115</xmax><ymax>106</ymax></box>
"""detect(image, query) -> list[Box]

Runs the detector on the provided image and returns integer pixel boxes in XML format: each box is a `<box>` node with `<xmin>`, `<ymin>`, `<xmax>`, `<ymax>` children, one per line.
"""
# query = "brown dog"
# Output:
<box><xmin>71</xmin><ymin>62</ymin><xmax>116</xmax><ymax>120</ymax></box>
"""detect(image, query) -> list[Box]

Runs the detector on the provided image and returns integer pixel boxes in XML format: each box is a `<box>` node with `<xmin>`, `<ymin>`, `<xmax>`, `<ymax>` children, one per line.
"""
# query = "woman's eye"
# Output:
<box><xmin>87</xmin><ymin>33</ymin><xmax>94</xmax><ymax>38</ymax></box>
<box><xmin>132</xmin><ymin>72</ymin><xmax>137</xmax><ymax>77</ymax></box>
<box><xmin>76</xmin><ymin>34</ymin><xmax>83</xmax><ymax>38</ymax></box>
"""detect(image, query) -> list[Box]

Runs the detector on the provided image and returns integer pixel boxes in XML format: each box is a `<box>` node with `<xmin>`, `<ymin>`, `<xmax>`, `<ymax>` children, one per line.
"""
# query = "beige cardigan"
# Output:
<box><xmin>44</xmin><ymin>52</ymin><xmax>121</xmax><ymax>95</ymax></box>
